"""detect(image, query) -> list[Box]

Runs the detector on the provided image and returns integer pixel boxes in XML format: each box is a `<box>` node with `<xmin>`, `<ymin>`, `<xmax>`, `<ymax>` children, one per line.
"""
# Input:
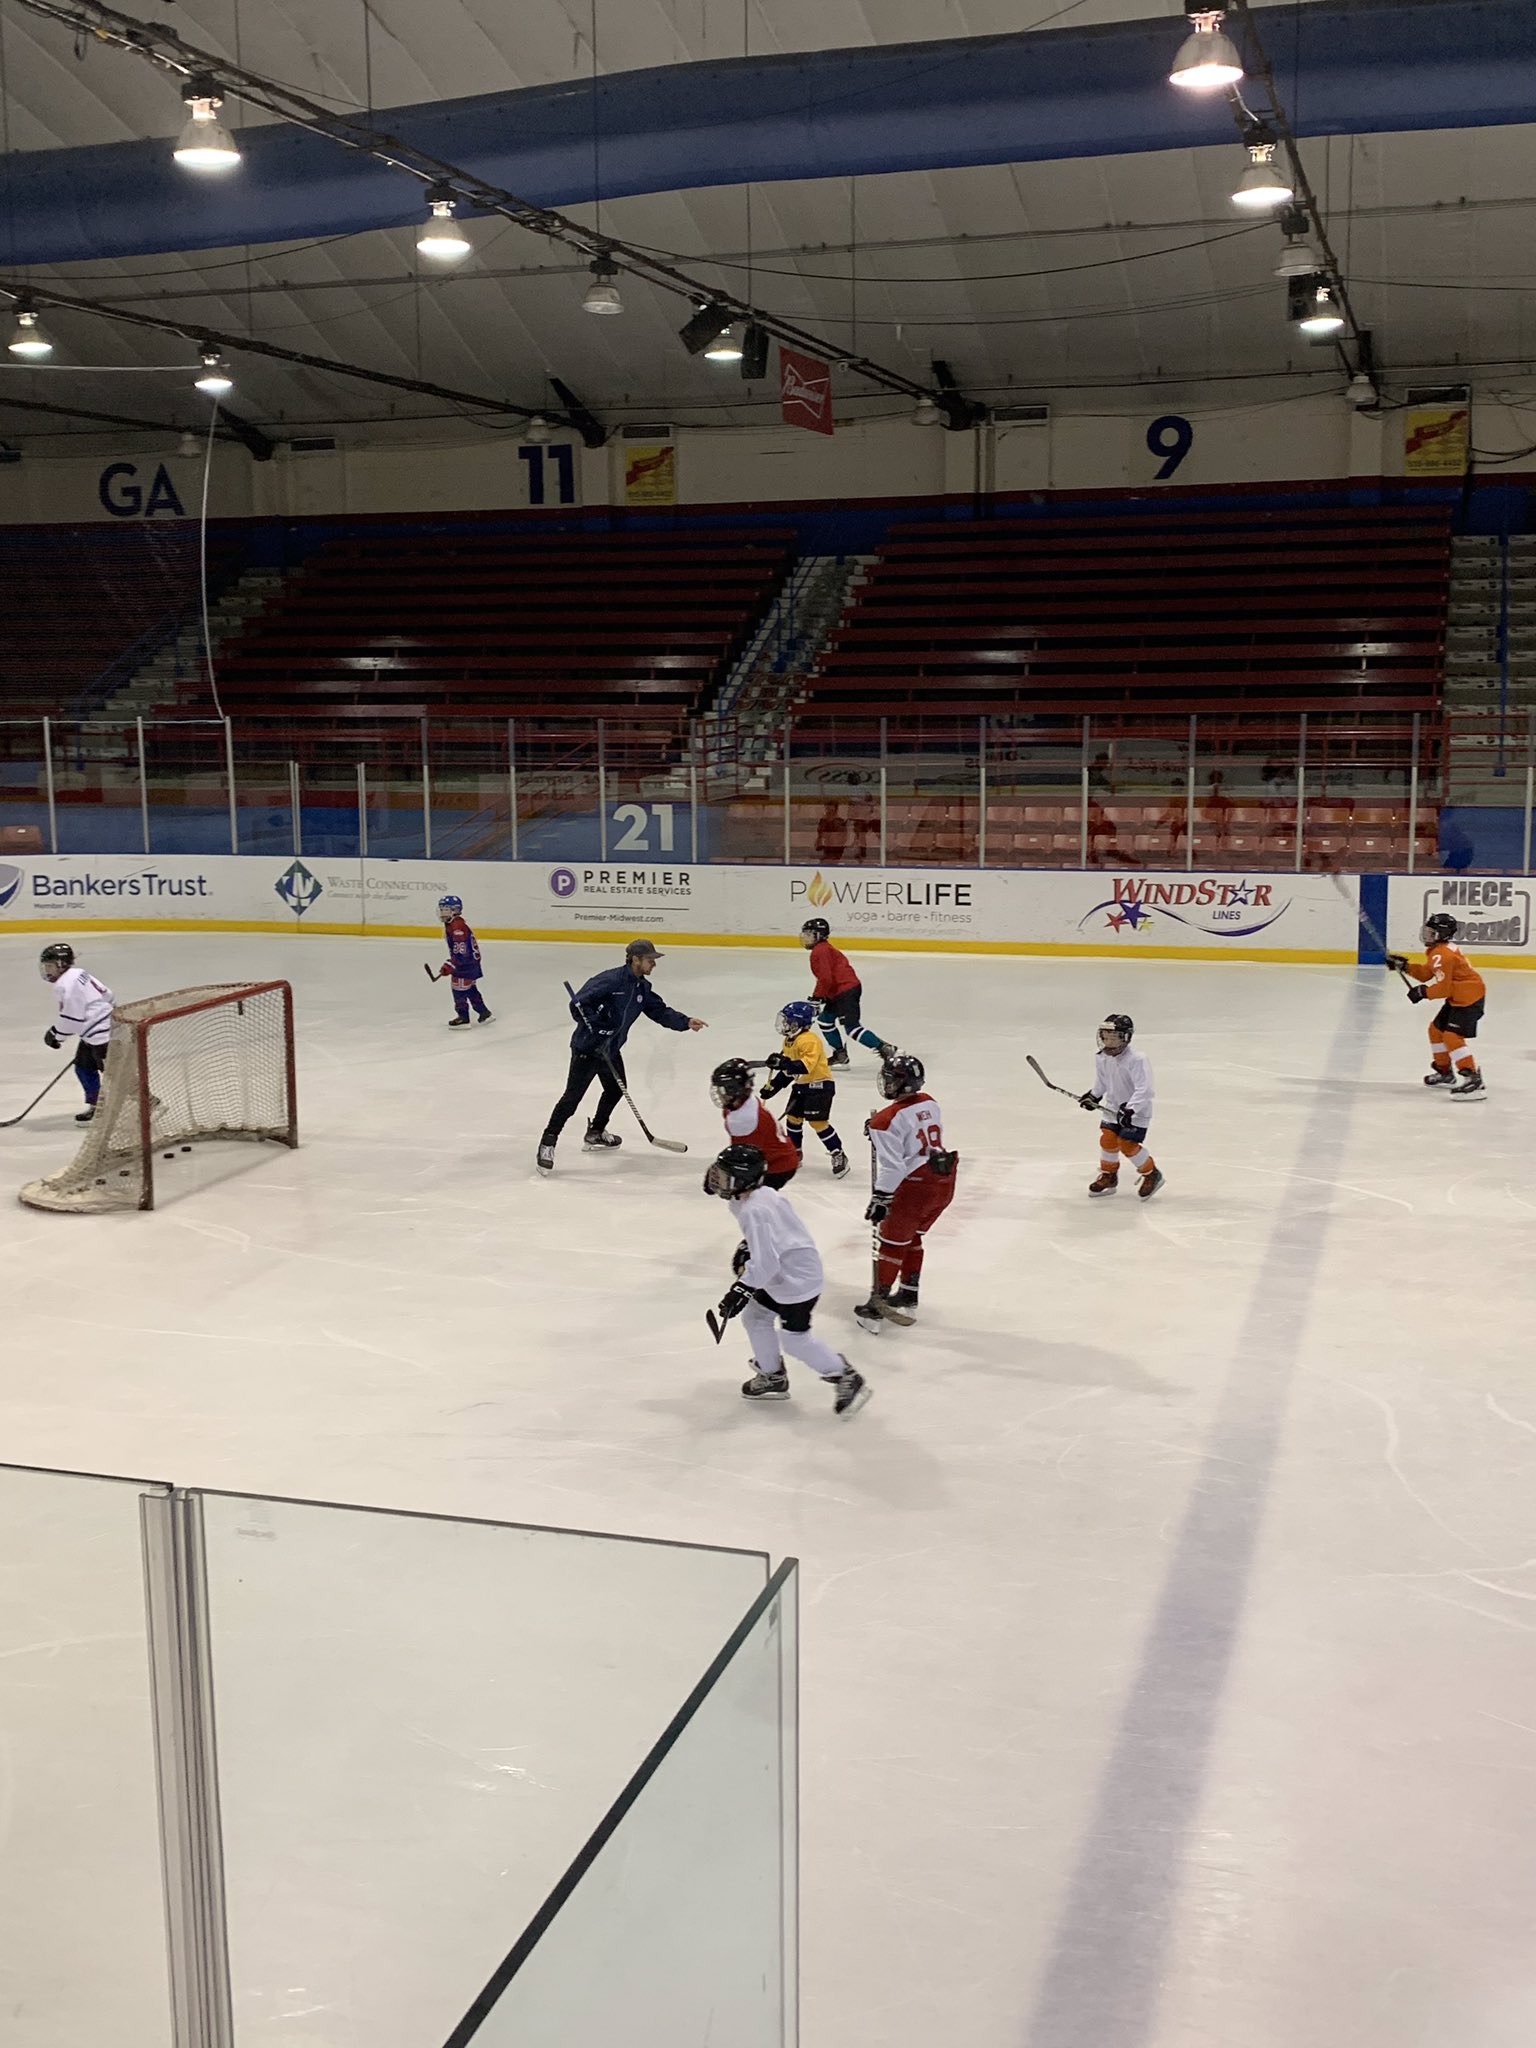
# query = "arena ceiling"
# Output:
<box><xmin>0</xmin><ymin>0</ymin><xmax>1532</xmax><ymax>450</ymax></box>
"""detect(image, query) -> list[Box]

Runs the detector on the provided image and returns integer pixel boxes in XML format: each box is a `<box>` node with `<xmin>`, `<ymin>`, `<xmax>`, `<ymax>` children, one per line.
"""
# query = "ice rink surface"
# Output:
<box><xmin>3</xmin><ymin>929</ymin><xmax>1536</xmax><ymax>2048</ymax></box>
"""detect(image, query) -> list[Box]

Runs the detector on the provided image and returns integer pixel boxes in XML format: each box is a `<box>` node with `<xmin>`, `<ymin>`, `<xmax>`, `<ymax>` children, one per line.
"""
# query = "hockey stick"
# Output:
<box><xmin>1325</xmin><ymin>872</ymin><xmax>1413</xmax><ymax>986</ymax></box>
<box><xmin>1025</xmin><ymin>1054</ymin><xmax>1085</xmax><ymax>1103</ymax></box>
<box><xmin>0</xmin><ymin>1060</ymin><xmax>74</xmax><ymax>1129</ymax></box>
<box><xmin>562</xmin><ymin>980</ymin><xmax>688</xmax><ymax>1153</ymax></box>
<box><xmin>423</xmin><ymin>961</ymin><xmax>443</xmax><ymax>983</ymax></box>
<box><xmin>705</xmin><ymin>1307</ymin><xmax>727</xmax><ymax>1344</ymax></box>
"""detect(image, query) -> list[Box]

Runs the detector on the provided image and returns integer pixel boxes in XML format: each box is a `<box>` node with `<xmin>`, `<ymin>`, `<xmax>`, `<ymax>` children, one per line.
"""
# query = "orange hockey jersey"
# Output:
<box><xmin>1409</xmin><ymin>942</ymin><xmax>1485</xmax><ymax>1006</ymax></box>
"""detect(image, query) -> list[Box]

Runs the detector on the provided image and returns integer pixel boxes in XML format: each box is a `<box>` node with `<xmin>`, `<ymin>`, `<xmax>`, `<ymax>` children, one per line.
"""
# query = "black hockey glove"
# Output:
<box><xmin>865</xmin><ymin>1193</ymin><xmax>891</xmax><ymax>1225</ymax></box>
<box><xmin>1077</xmin><ymin>1091</ymin><xmax>1101</xmax><ymax>1112</ymax></box>
<box><xmin>716</xmin><ymin>1281</ymin><xmax>753</xmax><ymax>1323</ymax></box>
<box><xmin>731</xmin><ymin>1239</ymin><xmax>750</xmax><ymax>1277</ymax></box>
<box><xmin>1384</xmin><ymin>953</ymin><xmax>1409</xmax><ymax>972</ymax></box>
<box><xmin>765</xmin><ymin>1050</ymin><xmax>792</xmax><ymax>1072</ymax></box>
<box><xmin>1406</xmin><ymin>984</ymin><xmax>1426</xmax><ymax>1004</ymax></box>
<box><xmin>43</xmin><ymin>1026</ymin><xmax>62</xmax><ymax>1050</ymax></box>
<box><xmin>1116</xmin><ymin>1104</ymin><xmax>1138</xmax><ymax>1132</ymax></box>
<box><xmin>759</xmin><ymin>1077</ymin><xmax>788</xmax><ymax>1101</ymax></box>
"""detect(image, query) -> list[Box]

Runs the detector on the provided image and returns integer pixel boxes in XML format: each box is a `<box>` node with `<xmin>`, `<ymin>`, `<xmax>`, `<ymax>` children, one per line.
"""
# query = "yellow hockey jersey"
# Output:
<box><xmin>779</xmin><ymin>1027</ymin><xmax>832</xmax><ymax>1086</ymax></box>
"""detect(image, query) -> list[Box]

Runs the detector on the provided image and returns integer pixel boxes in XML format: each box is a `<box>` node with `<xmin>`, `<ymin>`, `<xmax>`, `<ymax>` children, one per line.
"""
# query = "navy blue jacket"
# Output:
<box><xmin>569</xmin><ymin>965</ymin><xmax>690</xmax><ymax>1054</ymax></box>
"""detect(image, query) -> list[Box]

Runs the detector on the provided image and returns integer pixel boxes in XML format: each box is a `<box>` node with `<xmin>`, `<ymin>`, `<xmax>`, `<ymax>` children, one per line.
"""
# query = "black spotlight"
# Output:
<box><xmin>679</xmin><ymin>302</ymin><xmax>732</xmax><ymax>356</ymax></box>
<box><xmin>739</xmin><ymin>323</ymin><xmax>770</xmax><ymax>380</ymax></box>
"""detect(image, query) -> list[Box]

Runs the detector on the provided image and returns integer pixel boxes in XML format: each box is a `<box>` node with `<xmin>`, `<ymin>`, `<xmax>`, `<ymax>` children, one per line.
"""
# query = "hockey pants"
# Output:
<box><xmin>876</xmin><ymin>1167</ymin><xmax>956</xmax><ymax>1294</ymax></box>
<box><xmin>542</xmin><ymin>1046</ymin><xmax>625</xmax><ymax>1142</ymax></box>
<box><xmin>741</xmin><ymin>1292</ymin><xmax>843</xmax><ymax>1380</ymax></box>
<box><xmin>74</xmin><ymin>1038</ymin><xmax>108</xmax><ymax>1105</ymax></box>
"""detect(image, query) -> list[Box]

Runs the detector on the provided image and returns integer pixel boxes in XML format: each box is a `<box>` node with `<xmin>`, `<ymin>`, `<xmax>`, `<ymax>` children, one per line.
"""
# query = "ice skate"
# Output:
<box><xmin>833</xmin><ymin>1361</ymin><xmax>871</xmax><ymax>1416</ymax></box>
<box><xmin>828</xmin><ymin>1047</ymin><xmax>851</xmax><ymax>1069</ymax></box>
<box><xmin>535</xmin><ymin>1141</ymin><xmax>555</xmax><ymax>1173</ymax></box>
<box><xmin>1450</xmin><ymin>1070</ymin><xmax>1486</xmax><ymax>1102</ymax></box>
<box><xmin>741</xmin><ymin>1367</ymin><xmax>790</xmax><ymax>1401</ymax></box>
<box><xmin>856</xmin><ymin>1288</ymin><xmax>914</xmax><ymax>1329</ymax></box>
<box><xmin>1424</xmin><ymin>1067</ymin><xmax>1454</xmax><ymax>1087</ymax></box>
<box><xmin>583</xmin><ymin>1121</ymin><xmax>622</xmax><ymax>1148</ymax></box>
<box><xmin>75</xmin><ymin>1105</ymin><xmax>97</xmax><ymax>1124</ymax></box>
<box><xmin>830</xmin><ymin>1148</ymin><xmax>851</xmax><ymax>1178</ymax></box>
<box><xmin>889</xmin><ymin>1284</ymin><xmax>919</xmax><ymax>1323</ymax></box>
<box><xmin>853</xmin><ymin>1295</ymin><xmax>885</xmax><ymax>1335</ymax></box>
<box><xmin>448</xmin><ymin>1015</ymin><xmax>472</xmax><ymax>1027</ymax></box>
<box><xmin>475</xmin><ymin>1010</ymin><xmax>494</xmax><ymax>1025</ymax></box>
<box><xmin>1137</xmin><ymin>1167</ymin><xmax>1166</xmax><ymax>1200</ymax></box>
<box><xmin>1088</xmin><ymin>1171</ymin><xmax>1119</xmax><ymax>1196</ymax></box>
<box><xmin>874</xmin><ymin>1040</ymin><xmax>898</xmax><ymax>1058</ymax></box>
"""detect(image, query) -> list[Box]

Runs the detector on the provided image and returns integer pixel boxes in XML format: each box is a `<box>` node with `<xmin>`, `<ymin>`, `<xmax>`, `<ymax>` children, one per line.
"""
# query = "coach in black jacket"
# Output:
<box><xmin>536</xmin><ymin>939</ymin><xmax>705</xmax><ymax>1171</ymax></box>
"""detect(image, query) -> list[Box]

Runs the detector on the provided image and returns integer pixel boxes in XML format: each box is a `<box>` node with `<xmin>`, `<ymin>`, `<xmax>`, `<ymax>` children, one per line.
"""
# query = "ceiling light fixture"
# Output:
<box><xmin>173</xmin><ymin>74</ymin><xmax>241</xmax><ymax>172</ymax></box>
<box><xmin>1275</xmin><ymin>234</ymin><xmax>1320</xmax><ymax>279</ymax></box>
<box><xmin>911</xmin><ymin>397</ymin><xmax>941</xmax><ymax>427</ymax></box>
<box><xmin>1169</xmin><ymin>10</ymin><xmax>1244</xmax><ymax>93</ymax></box>
<box><xmin>1297</xmin><ymin>281</ymin><xmax>1345</xmax><ymax>337</ymax></box>
<box><xmin>178</xmin><ymin>429</ymin><xmax>201</xmax><ymax>457</ymax></box>
<box><xmin>582</xmin><ymin>255</ymin><xmax>624</xmax><ymax>316</ymax></box>
<box><xmin>1232</xmin><ymin>133</ymin><xmax>1293</xmax><ymax>211</ymax></box>
<box><xmin>704</xmin><ymin>322</ymin><xmax>745</xmax><ymax>363</ymax></box>
<box><xmin>194</xmin><ymin>346</ymin><xmax>234</xmax><ymax>396</ymax></box>
<box><xmin>1346</xmin><ymin>372</ymin><xmax>1379</xmax><ymax>409</ymax></box>
<box><xmin>524</xmin><ymin>415</ymin><xmax>554</xmax><ymax>444</ymax></box>
<box><xmin>7</xmin><ymin>301</ymin><xmax>53</xmax><ymax>359</ymax></box>
<box><xmin>417</xmin><ymin>184</ymin><xmax>472</xmax><ymax>262</ymax></box>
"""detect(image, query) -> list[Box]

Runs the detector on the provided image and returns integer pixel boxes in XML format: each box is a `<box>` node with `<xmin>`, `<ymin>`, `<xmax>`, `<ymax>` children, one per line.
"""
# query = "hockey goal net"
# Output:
<box><xmin>19</xmin><ymin>981</ymin><xmax>297</xmax><ymax>1214</ymax></box>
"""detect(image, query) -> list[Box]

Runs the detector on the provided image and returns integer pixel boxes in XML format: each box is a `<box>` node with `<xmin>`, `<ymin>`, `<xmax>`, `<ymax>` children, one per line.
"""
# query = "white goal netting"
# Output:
<box><xmin>19</xmin><ymin>981</ymin><xmax>297</xmax><ymax>1214</ymax></box>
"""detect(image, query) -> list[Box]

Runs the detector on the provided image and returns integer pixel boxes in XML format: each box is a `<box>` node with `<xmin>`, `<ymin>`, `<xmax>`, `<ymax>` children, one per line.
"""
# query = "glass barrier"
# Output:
<box><xmin>512</xmin><ymin>721</ymin><xmax>602</xmax><ymax>864</ymax></box>
<box><xmin>10</xmin><ymin>708</ymin><xmax>1536</xmax><ymax>877</ymax></box>
<box><xmin>48</xmin><ymin>720</ymin><xmax>144</xmax><ymax>855</ymax></box>
<box><xmin>885</xmin><ymin>715</ymin><xmax>980</xmax><ymax>867</ymax></box>
<box><xmin>788</xmin><ymin>718</ymin><xmax>882</xmax><ymax>869</ymax></box>
<box><xmin>140</xmin><ymin>718</ymin><xmax>231</xmax><ymax>855</ymax></box>
<box><xmin>443</xmin><ymin>1560</ymin><xmax>798</xmax><ymax>2048</ymax></box>
<box><xmin>0</xmin><ymin>1462</ymin><xmax>177</xmax><ymax>2048</ymax></box>
<box><xmin>193</xmin><ymin>1491</ymin><xmax>770</xmax><ymax>2048</ymax></box>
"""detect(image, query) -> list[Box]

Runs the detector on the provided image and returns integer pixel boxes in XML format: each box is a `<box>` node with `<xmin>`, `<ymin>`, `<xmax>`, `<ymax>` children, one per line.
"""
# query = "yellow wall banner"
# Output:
<box><xmin>623</xmin><ymin>443</ymin><xmax>677</xmax><ymax>505</ymax></box>
<box><xmin>1403</xmin><ymin>406</ymin><xmax>1470</xmax><ymax>476</ymax></box>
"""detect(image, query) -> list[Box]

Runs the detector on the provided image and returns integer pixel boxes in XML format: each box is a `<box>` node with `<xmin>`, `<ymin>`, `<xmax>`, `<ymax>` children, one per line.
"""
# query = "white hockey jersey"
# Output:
<box><xmin>734</xmin><ymin>1185</ymin><xmax>824</xmax><ymax>1305</ymax></box>
<box><xmin>53</xmin><ymin>966</ymin><xmax>115</xmax><ymax>1046</ymax></box>
<box><xmin>1093</xmin><ymin>1045</ymin><xmax>1154</xmax><ymax>1122</ymax></box>
<box><xmin>867</xmin><ymin>1092</ymin><xmax>946</xmax><ymax>1193</ymax></box>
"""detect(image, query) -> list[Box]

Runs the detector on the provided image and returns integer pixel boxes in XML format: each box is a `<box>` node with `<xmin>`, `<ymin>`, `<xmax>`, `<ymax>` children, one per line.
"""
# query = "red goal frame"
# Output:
<box><xmin>133</xmin><ymin>979</ymin><xmax>298</xmax><ymax>1211</ymax></box>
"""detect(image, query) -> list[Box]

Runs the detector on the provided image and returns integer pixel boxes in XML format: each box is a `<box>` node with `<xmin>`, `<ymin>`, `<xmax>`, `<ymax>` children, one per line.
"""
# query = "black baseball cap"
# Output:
<box><xmin>625</xmin><ymin>938</ymin><xmax>663</xmax><ymax>960</ymax></box>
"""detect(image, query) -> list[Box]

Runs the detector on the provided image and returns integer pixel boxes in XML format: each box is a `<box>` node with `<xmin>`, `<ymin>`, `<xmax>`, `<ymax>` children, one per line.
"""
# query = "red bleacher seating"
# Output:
<box><xmin>199</xmin><ymin>530</ymin><xmax>794</xmax><ymax>743</ymax></box>
<box><xmin>812</xmin><ymin>506</ymin><xmax>1449</xmax><ymax>718</ymax></box>
<box><xmin>0</xmin><ymin>524</ymin><xmax>240</xmax><ymax>717</ymax></box>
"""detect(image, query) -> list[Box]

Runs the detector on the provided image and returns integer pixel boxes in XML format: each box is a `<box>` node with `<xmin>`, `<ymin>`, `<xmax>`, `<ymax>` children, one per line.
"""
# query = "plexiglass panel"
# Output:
<box><xmin>194</xmin><ymin>1492</ymin><xmax>768</xmax><ymax>2048</ymax></box>
<box><xmin>449</xmin><ymin>1561</ymin><xmax>798</xmax><ymax>2048</ymax></box>
<box><xmin>0</xmin><ymin>1463</ymin><xmax>176</xmax><ymax>2048</ymax></box>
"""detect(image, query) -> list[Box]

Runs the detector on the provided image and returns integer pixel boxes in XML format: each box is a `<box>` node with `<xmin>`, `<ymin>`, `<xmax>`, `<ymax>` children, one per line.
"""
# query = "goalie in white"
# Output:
<box><xmin>39</xmin><ymin>943</ymin><xmax>114</xmax><ymax>1124</ymax></box>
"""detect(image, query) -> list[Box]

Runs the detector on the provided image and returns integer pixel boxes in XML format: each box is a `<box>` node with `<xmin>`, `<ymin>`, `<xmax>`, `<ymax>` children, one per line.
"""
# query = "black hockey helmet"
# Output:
<box><xmin>39</xmin><ymin>941</ymin><xmax>74</xmax><ymax>984</ymax></box>
<box><xmin>705</xmin><ymin>1143</ymin><xmax>767</xmax><ymax>1198</ymax></box>
<box><xmin>1097</xmin><ymin>1014</ymin><xmax>1134</xmax><ymax>1053</ymax></box>
<box><xmin>878</xmin><ymin>1051</ymin><xmax>925</xmax><ymax>1100</ymax></box>
<box><xmin>1422</xmin><ymin>912</ymin><xmax>1458</xmax><ymax>944</ymax></box>
<box><xmin>625</xmin><ymin>937</ymin><xmax>663</xmax><ymax>963</ymax></box>
<box><xmin>800</xmin><ymin>917</ymin><xmax>830</xmax><ymax>947</ymax></box>
<box><xmin>710</xmin><ymin>1059</ymin><xmax>755</xmax><ymax>1111</ymax></box>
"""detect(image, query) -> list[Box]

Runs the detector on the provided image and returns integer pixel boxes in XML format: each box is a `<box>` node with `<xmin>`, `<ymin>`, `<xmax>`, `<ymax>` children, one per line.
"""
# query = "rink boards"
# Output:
<box><xmin>1</xmin><ymin>855</ymin><xmax>1531</xmax><ymax>967</ymax></box>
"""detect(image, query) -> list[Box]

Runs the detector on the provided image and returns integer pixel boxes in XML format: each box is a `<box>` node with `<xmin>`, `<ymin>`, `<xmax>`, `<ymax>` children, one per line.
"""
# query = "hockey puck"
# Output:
<box><xmin>163</xmin><ymin>1151</ymin><xmax>174</xmax><ymax>1160</ymax></box>
<box><xmin>181</xmin><ymin>1145</ymin><xmax>192</xmax><ymax>1154</ymax></box>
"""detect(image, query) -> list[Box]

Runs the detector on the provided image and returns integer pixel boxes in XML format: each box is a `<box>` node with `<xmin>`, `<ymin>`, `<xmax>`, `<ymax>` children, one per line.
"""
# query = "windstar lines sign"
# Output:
<box><xmin>1082</xmin><ymin>875</ymin><xmax>1291</xmax><ymax>939</ymax></box>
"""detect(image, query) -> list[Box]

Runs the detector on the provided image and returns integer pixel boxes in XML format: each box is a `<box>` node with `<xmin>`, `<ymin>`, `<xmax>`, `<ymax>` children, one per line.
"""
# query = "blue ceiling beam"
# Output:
<box><xmin>0</xmin><ymin>0</ymin><xmax>1531</xmax><ymax>266</ymax></box>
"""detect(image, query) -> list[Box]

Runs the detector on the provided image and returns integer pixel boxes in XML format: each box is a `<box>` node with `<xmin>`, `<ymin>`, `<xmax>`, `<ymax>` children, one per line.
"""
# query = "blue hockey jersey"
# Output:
<box><xmin>443</xmin><ymin>916</ymin><xmax>483</xmax><ymax>986</ymax></box>
<box><xmin>568</xmin><ymin>964</ymin><xmax>689</xmax><ymax>1053</ymax></box>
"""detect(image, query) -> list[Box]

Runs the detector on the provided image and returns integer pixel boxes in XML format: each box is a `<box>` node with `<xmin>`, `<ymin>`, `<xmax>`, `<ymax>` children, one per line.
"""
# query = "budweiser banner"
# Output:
<box><xmin>780</xmin><ymin>347</ymin><xmax>833</xmax><ymax>436</ymax></box>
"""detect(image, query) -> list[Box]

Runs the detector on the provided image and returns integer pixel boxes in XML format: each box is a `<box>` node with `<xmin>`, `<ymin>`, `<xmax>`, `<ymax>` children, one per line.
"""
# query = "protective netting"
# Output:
<box><xmin>19</xmin><ymin>982</ymin><xmax>296</xmax><ymax>1213</ymax></box>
